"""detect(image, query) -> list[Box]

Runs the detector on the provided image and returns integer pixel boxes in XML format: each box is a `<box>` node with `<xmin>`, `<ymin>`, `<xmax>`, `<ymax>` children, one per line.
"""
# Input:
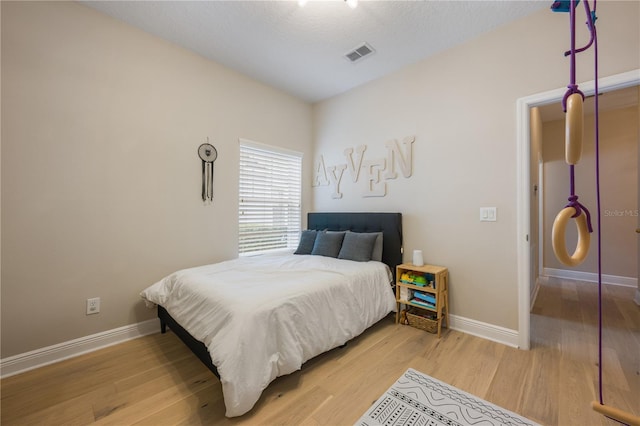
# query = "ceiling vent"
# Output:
<box><xmin>345</xmin><ymin>42</ymin><xmax>375</xmax><ymax>63</ymax></box>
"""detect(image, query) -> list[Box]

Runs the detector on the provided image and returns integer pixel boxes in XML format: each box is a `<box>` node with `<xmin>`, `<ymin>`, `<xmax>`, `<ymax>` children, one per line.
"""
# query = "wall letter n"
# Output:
<box><xmin>384</xmin><ymin>136</ymin><xmax>415</xmax><ymax>179</ymax></box>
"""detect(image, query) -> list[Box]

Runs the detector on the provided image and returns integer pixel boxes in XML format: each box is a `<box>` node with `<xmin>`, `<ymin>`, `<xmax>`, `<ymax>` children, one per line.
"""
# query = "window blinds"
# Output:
<box><xmin>239</xmin><ymin>139</ymin><xmax>302</xmax><ymax>255</ymax></box>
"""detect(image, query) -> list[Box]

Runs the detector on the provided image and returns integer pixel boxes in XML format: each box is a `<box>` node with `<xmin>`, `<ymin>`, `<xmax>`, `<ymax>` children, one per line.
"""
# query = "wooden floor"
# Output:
<box><xmin>2</xmin><ymin>278</ymin><xmax>638</xmax><ymax>425</ymax></box>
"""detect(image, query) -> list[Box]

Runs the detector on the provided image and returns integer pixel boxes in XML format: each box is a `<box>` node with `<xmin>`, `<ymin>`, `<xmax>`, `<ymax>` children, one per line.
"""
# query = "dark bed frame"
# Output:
<box><xmin>158</xmin><ymin>212</ymin><xmax>403</xmax><ymax>377</ymax></box>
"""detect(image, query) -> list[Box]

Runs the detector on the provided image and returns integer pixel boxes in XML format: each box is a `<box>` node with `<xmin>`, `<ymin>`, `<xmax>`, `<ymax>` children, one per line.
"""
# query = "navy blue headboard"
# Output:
<box><xmin>307</xmin><ymin>212</ymin><xmax>403</xmax><ymax>277</ymax></box>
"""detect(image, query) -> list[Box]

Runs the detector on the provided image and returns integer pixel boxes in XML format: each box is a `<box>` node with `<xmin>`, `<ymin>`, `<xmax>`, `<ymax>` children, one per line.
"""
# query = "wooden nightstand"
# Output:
<box><xmin>395</xmin><ymin>263</ymin><xmax>449</xmax><ymax>337</ymax></box>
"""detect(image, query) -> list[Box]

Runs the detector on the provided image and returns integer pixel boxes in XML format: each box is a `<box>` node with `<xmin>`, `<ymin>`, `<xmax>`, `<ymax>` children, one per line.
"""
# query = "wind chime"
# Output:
<box><xmin>198</xmin><ymin>139</ymin><xmax>217</xmax><ymax>203</ymax></box>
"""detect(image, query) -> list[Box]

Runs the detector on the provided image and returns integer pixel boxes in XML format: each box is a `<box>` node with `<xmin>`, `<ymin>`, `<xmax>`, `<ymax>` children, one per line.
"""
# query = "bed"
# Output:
<box><xmin>140</xmin><ymin>212</ymin><xmax>403</xmax><ymax>417</ymax></box>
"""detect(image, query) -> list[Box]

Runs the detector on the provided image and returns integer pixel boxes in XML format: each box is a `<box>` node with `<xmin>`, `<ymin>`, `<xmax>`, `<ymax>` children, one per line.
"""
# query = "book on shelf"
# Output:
<box><xmin>413</xmin><ymin>291</ymin><xmax>435</xmax><ymax>304</ymax></box>
<box><xmin>410</xmin><ymin>298</ymin><xmax>435</xmax><ymax>309</ymax></box>
<box><xmin>400</xmin><ymin>287</ymin><xmax>412</xmax><ymax>301</ymax></box>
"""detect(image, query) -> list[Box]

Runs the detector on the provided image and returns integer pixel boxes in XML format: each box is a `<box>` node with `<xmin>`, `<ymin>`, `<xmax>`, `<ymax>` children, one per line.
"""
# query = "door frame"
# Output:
<box><xmin>516</xmin><ymin>69</ymin><xmax>640</xmax><ymax>350</ymax></box>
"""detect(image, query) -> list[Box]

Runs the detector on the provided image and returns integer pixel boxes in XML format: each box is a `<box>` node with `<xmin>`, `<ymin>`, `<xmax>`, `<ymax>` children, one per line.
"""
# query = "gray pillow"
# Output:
<box><xmin>370</xmin><ymin>232</ymin><xmax>383</xmax><ymax>262</ymax></box>
<box><xmin>294</xmin><ymin>230</ymin><xmax>317</xmax><ymax>255</ymax></box>
<box><xmin>342</xmin><ymin>231</ymin><xmax>383</xmax><ymax>261</ymax></box>
<box><xmin>338</xmin><ymin>231</ymin><xmax>379</xmax><ymax>262</ymax></box>
<box><xmin>311</xmin><ymin>231</ymin><xmax>345</xmax><ymax>258</ymax></box>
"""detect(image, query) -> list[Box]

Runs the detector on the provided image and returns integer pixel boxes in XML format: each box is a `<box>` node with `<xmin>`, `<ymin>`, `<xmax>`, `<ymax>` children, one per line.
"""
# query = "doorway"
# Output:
<box><xmin>516</xmin><ymin>69</ymin><xmax>640</xmax><ymax>349</ymax></box>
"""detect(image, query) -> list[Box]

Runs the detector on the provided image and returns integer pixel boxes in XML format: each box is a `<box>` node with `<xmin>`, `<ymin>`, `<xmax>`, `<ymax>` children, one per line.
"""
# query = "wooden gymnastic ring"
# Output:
<box><xmin>565</xmin><ymin>93</ymin><xmax>583</xmax><ymax>165</ymax></box>
<box><xmin>552</xmin><ymin>207</ymin><xmax>590</xmax><ymax>266</ymax></box>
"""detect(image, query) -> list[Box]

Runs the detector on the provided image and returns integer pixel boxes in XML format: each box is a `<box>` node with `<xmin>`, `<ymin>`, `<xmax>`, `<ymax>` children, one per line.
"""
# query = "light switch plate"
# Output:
<box><xmin>480</xmin><ymin>207</ymin><xmax>497</xmax><ymax>222</ymax></box>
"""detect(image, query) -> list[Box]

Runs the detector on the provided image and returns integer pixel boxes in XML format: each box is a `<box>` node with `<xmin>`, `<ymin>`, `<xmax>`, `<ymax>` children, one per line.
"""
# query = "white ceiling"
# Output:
<box><xmin>82</xmin><ymin>0</ymin><xmax>550</xmax><ymax>103</ymax></box>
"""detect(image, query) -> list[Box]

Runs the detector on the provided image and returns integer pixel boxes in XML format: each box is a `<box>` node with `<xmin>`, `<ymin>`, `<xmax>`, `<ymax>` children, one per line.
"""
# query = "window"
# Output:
<box><xmin>238</xmin><ymin>139</ymin><xmax>302</xmax><ymax>256</ymax></box>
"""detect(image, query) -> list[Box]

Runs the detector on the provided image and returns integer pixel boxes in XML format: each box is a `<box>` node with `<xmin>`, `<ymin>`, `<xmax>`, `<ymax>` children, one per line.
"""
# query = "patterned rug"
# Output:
<box><xmin>355</xmin><ymin>368</ymin><xmax>540</xmax><ymax>426</ymax></box>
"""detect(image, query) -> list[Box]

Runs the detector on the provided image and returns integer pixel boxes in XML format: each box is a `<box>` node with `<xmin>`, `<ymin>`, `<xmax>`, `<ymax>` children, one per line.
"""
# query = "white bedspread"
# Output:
<box><xmin>140</xmin><ymin>252</ymin><xmax>396</xmax><ymax>417</ymax></box>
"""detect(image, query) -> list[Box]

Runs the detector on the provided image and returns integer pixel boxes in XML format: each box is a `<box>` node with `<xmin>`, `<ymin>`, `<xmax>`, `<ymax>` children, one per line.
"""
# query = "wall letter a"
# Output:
<box><xmin>312</xmin><ymin>155</ymin><xmax>329</xmax><ymax>187</ymax></box>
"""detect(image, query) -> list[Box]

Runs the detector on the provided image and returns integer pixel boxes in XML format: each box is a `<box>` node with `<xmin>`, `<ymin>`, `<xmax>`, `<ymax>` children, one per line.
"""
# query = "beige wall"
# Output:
<box><xmin>543</xmin><ymin>106</ymin><xmax>639</xmax><ymax>278</ymax></box>
<box><xmin>312</xmin><ymin>2</ymin><xmax>640</xmax><ymax>330</ymax></box>
<box><xmin>2</xmin><ymin>1</ymin><xmax>639</xmax><ymax>358</ymax></box>
<box><xmin>1</xmin><ymin>2</ymin><xmax>313</xmax><ymax>358</ymax></box>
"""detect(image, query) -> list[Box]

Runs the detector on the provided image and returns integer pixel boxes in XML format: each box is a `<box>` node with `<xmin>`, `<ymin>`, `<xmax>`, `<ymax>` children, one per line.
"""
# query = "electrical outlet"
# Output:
<box><xmin>86</xmin><ymin>297</ymin><xmax>100</xmax><ymax>315</ymax></box>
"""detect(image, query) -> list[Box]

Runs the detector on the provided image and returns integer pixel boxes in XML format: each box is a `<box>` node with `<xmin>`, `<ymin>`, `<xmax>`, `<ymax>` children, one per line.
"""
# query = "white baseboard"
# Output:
<box><xmin>1</xmin><ymin>314</ymin><xmax>525</xmax><ymax>378</ymax></box>
<box><xmin>0</xmin><ymin>319</ymin><xmax>161</xmax><ymax>378</ymax></box>
<box><xmin>543</xmin><ymin>268</ymin><xmax>638</xmax><ymax>288</ymax></box>
<box><xmin>448</xmin><ymin>314</ymin><xmax>519</xmax><ymax>349</ymax></box>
